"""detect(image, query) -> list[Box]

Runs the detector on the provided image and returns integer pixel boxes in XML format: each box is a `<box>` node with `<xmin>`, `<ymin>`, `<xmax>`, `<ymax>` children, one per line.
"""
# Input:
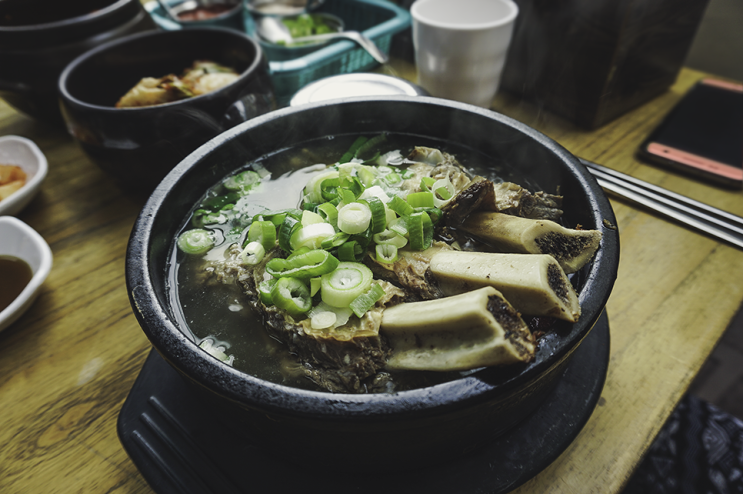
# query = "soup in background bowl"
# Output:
<box><xmin>125</xmin><ymin>96</ymin><xmax>619</xmax><ymax>470</ymax></box>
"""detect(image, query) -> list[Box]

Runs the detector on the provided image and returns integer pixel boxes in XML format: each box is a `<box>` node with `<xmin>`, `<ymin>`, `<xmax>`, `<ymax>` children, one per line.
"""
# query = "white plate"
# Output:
<box><xmin>0</xmin><ymin>216</ymin><xmax>53</xmax><ymax>333</ymax></box>
<box><xmin>0</xmin><ymin>135</ymin><xmax>49</xmax><ymax>216</ymax></box>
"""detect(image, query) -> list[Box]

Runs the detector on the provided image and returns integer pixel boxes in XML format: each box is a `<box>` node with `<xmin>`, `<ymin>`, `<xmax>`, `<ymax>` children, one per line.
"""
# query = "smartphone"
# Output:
<box><xmin>638</xmin><ymin>78</ymin><xmax>743</xmax><ymax>188</ymax></box>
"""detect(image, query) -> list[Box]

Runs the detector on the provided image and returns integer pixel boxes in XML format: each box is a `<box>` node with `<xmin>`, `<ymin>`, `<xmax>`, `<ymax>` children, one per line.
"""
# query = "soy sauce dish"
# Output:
<box><xmin>125</xmin><ymin>96</ymin><xmax>619</xmax><ymax>470</ymax></box>
<box><xmin>0</xmin><ymin>216</ymin><xmax>53</xmax><ymax>333</ymax></box>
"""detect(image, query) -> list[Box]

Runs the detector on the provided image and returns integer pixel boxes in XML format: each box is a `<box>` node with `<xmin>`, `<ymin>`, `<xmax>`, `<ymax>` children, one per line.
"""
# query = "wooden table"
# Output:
<box><xmin>1</xmin><ymin>66</ymin><xmax>742</xmax><ymax>493</ymax></box>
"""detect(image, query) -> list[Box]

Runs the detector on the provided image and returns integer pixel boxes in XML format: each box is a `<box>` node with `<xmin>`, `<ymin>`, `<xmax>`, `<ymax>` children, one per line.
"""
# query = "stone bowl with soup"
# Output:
<box><xmin>125</xmin><ymin>96</ymin><xmax>620</xmax><ymax>471</ymax></box>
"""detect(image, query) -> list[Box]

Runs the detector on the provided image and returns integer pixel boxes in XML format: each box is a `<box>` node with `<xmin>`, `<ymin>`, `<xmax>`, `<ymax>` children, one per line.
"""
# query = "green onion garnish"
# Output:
<box><xmin>270</xmin><ymin>277</ymin><xmax>312</xmax><ymax>318</ymax></box>
<box><xmin>177</xmin><ymin>229</ymin><xmax>214</xmax><ymax>255</ymax></box>
<box><xmin>266</xmin><ymin>249</ymin><xmax>340</xmax><ymax>279</ymax></box>
<box><xmin>349</xmin><ymin>283</ymin><xmax>386</xmax><ymax>318</ymax></box>
<box><xmin>320</xmin><ymin>262</ymin><xmax>373</xmax><ymax>308</ymax></box>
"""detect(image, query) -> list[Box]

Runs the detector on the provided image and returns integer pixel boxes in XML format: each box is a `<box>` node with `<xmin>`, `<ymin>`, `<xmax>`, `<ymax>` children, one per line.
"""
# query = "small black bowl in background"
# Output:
<box><xmin>0</xmin><ymin>0</ymin><xmax>157</xmax><ymax>125</ymax></box>
<box><xmin>125</xmin><ymin>96</ymin><xmax>620</xmax><ymax>471</ymax></box>
<box><xmin>58</xmin><ymin>28</ymin><xmax>276</xmax><ymax>193</ymax></box>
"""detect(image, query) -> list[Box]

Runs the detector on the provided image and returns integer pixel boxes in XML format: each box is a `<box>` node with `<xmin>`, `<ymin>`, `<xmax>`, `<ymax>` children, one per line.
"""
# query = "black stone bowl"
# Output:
<box><xmin>58</xmin><ymin>28</ymin><xmax>276</xmax><ymax>193</ymax></box>
<box><xmin>0</xmin><ymin>0</ymin><xmax>157</xmax><ymax>124</ymax></box>
<box><xmin>125</xmin><ymin>97</ymin><xmax>620</xmax><ymax>471</ymax></box>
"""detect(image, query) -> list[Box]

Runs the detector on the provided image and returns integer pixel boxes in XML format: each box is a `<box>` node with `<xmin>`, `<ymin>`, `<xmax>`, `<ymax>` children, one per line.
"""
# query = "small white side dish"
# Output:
<box><xmin>0</xmin><ymin>216</ymin><xmax>53</xmax><ymax>333</ymax></box>
<box><xmin>0</xmin><ymin>135</ymin><xmax>49</xmax><ymax>216</ymax></box>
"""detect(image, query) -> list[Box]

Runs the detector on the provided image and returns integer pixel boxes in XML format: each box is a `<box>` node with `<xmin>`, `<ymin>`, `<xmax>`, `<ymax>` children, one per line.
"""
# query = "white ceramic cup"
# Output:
<box><xmin>411</xmin><ymin>0</ymin><xmax>518</xmax><ymax>107</ymax></box>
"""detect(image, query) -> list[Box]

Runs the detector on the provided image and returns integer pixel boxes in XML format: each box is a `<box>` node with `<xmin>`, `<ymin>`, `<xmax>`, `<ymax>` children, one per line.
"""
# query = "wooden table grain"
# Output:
<box><xmin>1</xmin><ymin>65</ymin><xmax>742</xmax><ymax>494</ymax></box>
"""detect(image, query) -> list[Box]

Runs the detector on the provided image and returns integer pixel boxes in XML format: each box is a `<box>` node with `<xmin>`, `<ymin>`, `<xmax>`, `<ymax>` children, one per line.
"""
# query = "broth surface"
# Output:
<box><xmin>169</xmin><ymin>133</ymin><xmax>543</xmax><ymax>391</ymax></box>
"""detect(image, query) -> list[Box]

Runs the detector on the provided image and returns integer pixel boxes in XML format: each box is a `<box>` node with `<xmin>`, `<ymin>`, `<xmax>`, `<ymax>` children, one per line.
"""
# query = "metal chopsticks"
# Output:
<box><xmin>578</xmin><ymin>158</ymin><xmax>743</xmax><ymax>250</ymax></box>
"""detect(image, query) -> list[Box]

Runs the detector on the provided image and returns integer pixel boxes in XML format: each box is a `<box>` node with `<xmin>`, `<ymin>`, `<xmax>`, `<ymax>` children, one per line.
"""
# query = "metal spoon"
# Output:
<box><xmin>256</xmin><ymin>16</ymin><xmax>388</xmax><ymax>64</ymax></box>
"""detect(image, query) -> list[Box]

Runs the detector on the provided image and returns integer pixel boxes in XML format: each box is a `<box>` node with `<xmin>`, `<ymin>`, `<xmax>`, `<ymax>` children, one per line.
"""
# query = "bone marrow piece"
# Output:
<box><xmin>381</xmin><ymin>287</ymin><xmax>535</xmax><ymax>371</ymax></box>
<box><xmin>428</xmin><ymin>251</ymin><xmax>581</xmax><ymax>322</ymax></box>
<box><xmin>459</xmin><ymin>212</ymin><xmax>602</xmax><ymax>274</ymax></box>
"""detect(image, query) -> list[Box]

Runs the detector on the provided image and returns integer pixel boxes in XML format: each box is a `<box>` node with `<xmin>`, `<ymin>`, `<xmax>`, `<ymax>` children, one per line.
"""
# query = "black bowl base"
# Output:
<box><xmin>117</xmin><ymin>311</ymin><xmax>610</xmax><ymax>494</ymax></box>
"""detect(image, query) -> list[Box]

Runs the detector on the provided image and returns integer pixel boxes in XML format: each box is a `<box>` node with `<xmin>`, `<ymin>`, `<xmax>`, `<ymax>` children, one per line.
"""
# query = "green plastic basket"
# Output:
<box><xmin>257</xmin><ymin>0</ymin><xmax>411</xmax><ymax>106</ymax></box>
<box><xmin>145</xmin><ymin>0</ymin><xmax>410</xmax><ymax>106</ymax></box>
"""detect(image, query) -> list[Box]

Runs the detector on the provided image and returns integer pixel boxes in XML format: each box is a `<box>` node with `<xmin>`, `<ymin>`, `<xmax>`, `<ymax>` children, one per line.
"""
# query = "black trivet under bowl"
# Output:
<box><xmin>118</xmin><ymin>311</ymin><xmax>610</xmax><ymax>494</ymax></box>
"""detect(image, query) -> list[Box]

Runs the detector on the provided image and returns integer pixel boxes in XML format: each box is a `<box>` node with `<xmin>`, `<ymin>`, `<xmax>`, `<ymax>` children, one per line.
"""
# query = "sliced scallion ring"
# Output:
<box><xmin>432</xmin><ymin>177</ymin><xmax>455</xmax><ymax>207</ymax></box>
<box><xmin>290</xmin><ymin>222</ymin><xmax>336</xmax><ymax>250</ymax></box>
<box><xmin>375</xmin><ymin>243</ymin><xmax>399</xmax><ymax>264</ymax></box>
<box><xmin>349</xmin><ymin>283</ymin><xmax>386</xmax><ymax>318</ymax></box>
<box><xmin>337</xmin><ymin>202</ymin><xmax>372</xmax><ymax>234</ymax></box>
<box><xmin>387</xmin><ymin>195</ymin><xmax>413</xmax><ymax>217</ymax></box>
<box><xmin>266</xmin><ymin>249</ymin><xmax>340</xmax><ymax>279</ymax></box>
<box><xmin>321</xmin><ymin>262</ymin><xmax>373</xmax><ymax>308</ymax></box>
<box><xmin>373</xmin><ymin>229</ymin><xmax>407</xmax><ymax>248</ymax></box>
<box><xmin>241</xmin><ymin>241</ymin><xmax>265</xmax><ymax>265</ymax></box>
<box><xmin>247</xmin><ymin>220</ymin><xmax>276</xmax><ymax>252</ymax></box>
<box><xmin>310</xmin><ymin>311</ymin><xmax>337</xmax><ymax>330</ymax></box>
<box><xmin>270</xmin><ymin>277</ymin><xmax>312</xmax><ymax>318</ymax></box>
<box><xmin>406</xmin><ymin>191</ymin><xmax>435</xmax><ymax>209</ymax></box>
<box><xmin>177</xmin><ymin>229</ymin><xmax>214</xmax><ymax>255</ymax></box>
<box><xmin>407</xmin><ymin>211</ymin><xmax>433</xmax><ymax>250</ymax></box>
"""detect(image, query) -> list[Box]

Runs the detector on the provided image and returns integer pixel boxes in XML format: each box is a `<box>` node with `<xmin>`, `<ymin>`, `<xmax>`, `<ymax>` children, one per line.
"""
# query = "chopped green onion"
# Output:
<box><xmin>321</xmin><ymin>177</ymin><xmax>341</xmax><ymax>202</ymax></box>
<box><xmin>304</xmin><ymin>169</ymin><xmax>340</xmax><ymax>204</ymax></box>
<box><xmin>266</xmin><ymin>249</ymin><xmax>340</xmax><ymax>279</ymax></box>
<box><xmin>375</xmin><ymin>243</ymin><xmax>399</xmax><ymax>264</ymax></box>
<box><xmin>223</xmin><ymin>170</ymin><xmax>260</xmax><ymax>192</ymax></box>
<box><xmin>202</xmin><ymin>191</ymin><xmax>240</xmax><ymax>210</ymax></box>
<box><xmin>320</xmin><ymin>232</ymin><xmax>350</xmax><ymax>250</ymax></box>
<box><xmin>355</xmin><ymin>134</ymin><xmax>387</xmax><ymax>161</ymax></box>
<box><xmin>316</xmin><ymin>202</ymin><xmax>338</xmax><ymax>227</ymax></box>
<box><xmin>278</xmin><ymin>214</ymin><xmax>302</xmax><ymax>252</ymax></box>
<box><xmin>290</xmin><ymin>222</ymin><xmax>336</xmax><ymax>250</ymax></box>
<box><xmin>339</xmin><ymin>136</ymin><xmax>368</xmax><ymax>164</ymax></box>
<box><xmin>337</xmin><ymin>186</ymin><xmax>357</xmax><ymax>205</ymax></box>
<box><xmin>288</xmin><ymin>246</ymin><xmax>311</xmax><ymax>259</ymax></box>
<box><xmin>177</xmin><ymin>229</ymin><xmax>214</xmax><ymax>255</ymax></box>
<box><xmin>247</xmin><ymin>220</ymin><xmax>276</xmax><ymax>251</ymax></box>
<box><xmin>310</xmin><ymin>311</ymin><xmax>337</xmax><ymax>330</ymax></box>
<box><xmin>270</xmin><ymin>277</ymin><xmax>312</xmax><ymax>318</ymax></box>
<box><xmin>406</xmin><ymin>191</ymin><xmax>435</xmax><ymax>208</ymax></box>
<box><xmin>258</xmin><ymin>278</ymin><xmax>277</xmax><ymax>305</ymax></box>
<box><xmin>432</xmin><ymin>177</ymin><xmax>455</xmax><ymax>207</ymax></box>
<box><xmin>321</xmin><ymin>262</ymin><xmax>373</xmax><ymax>308</ymax></box>
<box><xmin>301</xmin><ymin>210</ymin><xmax>325</xmax><ymax>226</ymax></box>
<box><xmin>383</xmin><ymin>172</ymin><xmax>401</xmax><ymax>185</ymax></box>
<box><xmin>361</xmin><ymin>196</ymin><xmax>387</xmax><ymax>234</ymax></box>
<box><xmin>389</xmin><ymin>216</ymin><xmax>408</xmax><ymax>237</ymax></box>
<box><xmin>373</xmin><ymin>229</ymin><xmax>407</xmax><ymax>248</ymax></box>
<box><xmin>349</xmin><ymin>283</ymin><xmax>386</xmax><ymax>318</ymax></box>
<box><xmin>307</xmin><ymin>302</ymin><xmax>353</xmax><ymax>327</ymax></box>
<box><xmin>310</xmin><ymin>277</ymin><xmax>322</xmax><ymax>296</ymax></box>
<box><xmin>359</xmin><ymin>185</ymin><xmax>391</xmax><ymax>203</ymax></box>
<box><xmin>192</xmin><ymin>209</ymin><xmax>228</xmax><ymax>228</ymax></box>
<box><xmin>387</xmin><ymin>195</ymin><xmax>414</xmax><ymax>216</ymax></box>
<box><xmin>337</xmin><ymin>202</ymin><xmax>372</xmax><ymax>234</ymax></box>
<box><xmin>407</xmin><ymin>211</ymin><xmax>434</xmax><ymax>250</ymax></box>
<box><xmin>241</xmin><ymin>241</ymin><xmax>265</xmax><ymax>265</ymax></box>
<box><xmin>357</xmin><ymin>166</ymin><xmax>377</xmax><ymax>187</ymax></box>
<box><xmin>338</xmin><ymin>240</ymin><xmax>362</xmax><ymax>262</ymax></box>
<box><xmin>199</xmin><ymin>339</ymin><xmax>234</xmax><ymax>365</ymax></box>
<box><xmin>420</xmin><ymin>176</ymin><xmax>436</xmax><ymax>192</ymax></box>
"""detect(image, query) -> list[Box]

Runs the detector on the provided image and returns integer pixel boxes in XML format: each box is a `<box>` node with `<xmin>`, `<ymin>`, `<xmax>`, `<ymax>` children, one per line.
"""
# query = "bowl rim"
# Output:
<box><xmin>0</xmin><ymin>216</ymin><xmax>53</xmax><ymax>333</ymax></box>
<box><xmin>0</xmin><ymin>0</ymin><xmax>137</xmax><ymax>32</ymax></box>
<box><xmin>0</xmin><ymin>135</ymin><xmax>49</xmax><ymax>217</ymax></box>
<box><xmin>126</xmin><ymin>95</ymin><xmax>620</xmax><ymax>419</ymax></box>
<box><xmin>58</xmin><ymin>27</ymin><xmax>265</xmax><ymax>113</ymax></box>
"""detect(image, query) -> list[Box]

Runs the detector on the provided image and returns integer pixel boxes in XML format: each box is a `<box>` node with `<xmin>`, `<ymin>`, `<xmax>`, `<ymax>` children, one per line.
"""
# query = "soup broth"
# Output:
<box><xmin>169</xmin><ymin>133</ymin><xmax>546</xmax><ymax>391</ymax></box>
